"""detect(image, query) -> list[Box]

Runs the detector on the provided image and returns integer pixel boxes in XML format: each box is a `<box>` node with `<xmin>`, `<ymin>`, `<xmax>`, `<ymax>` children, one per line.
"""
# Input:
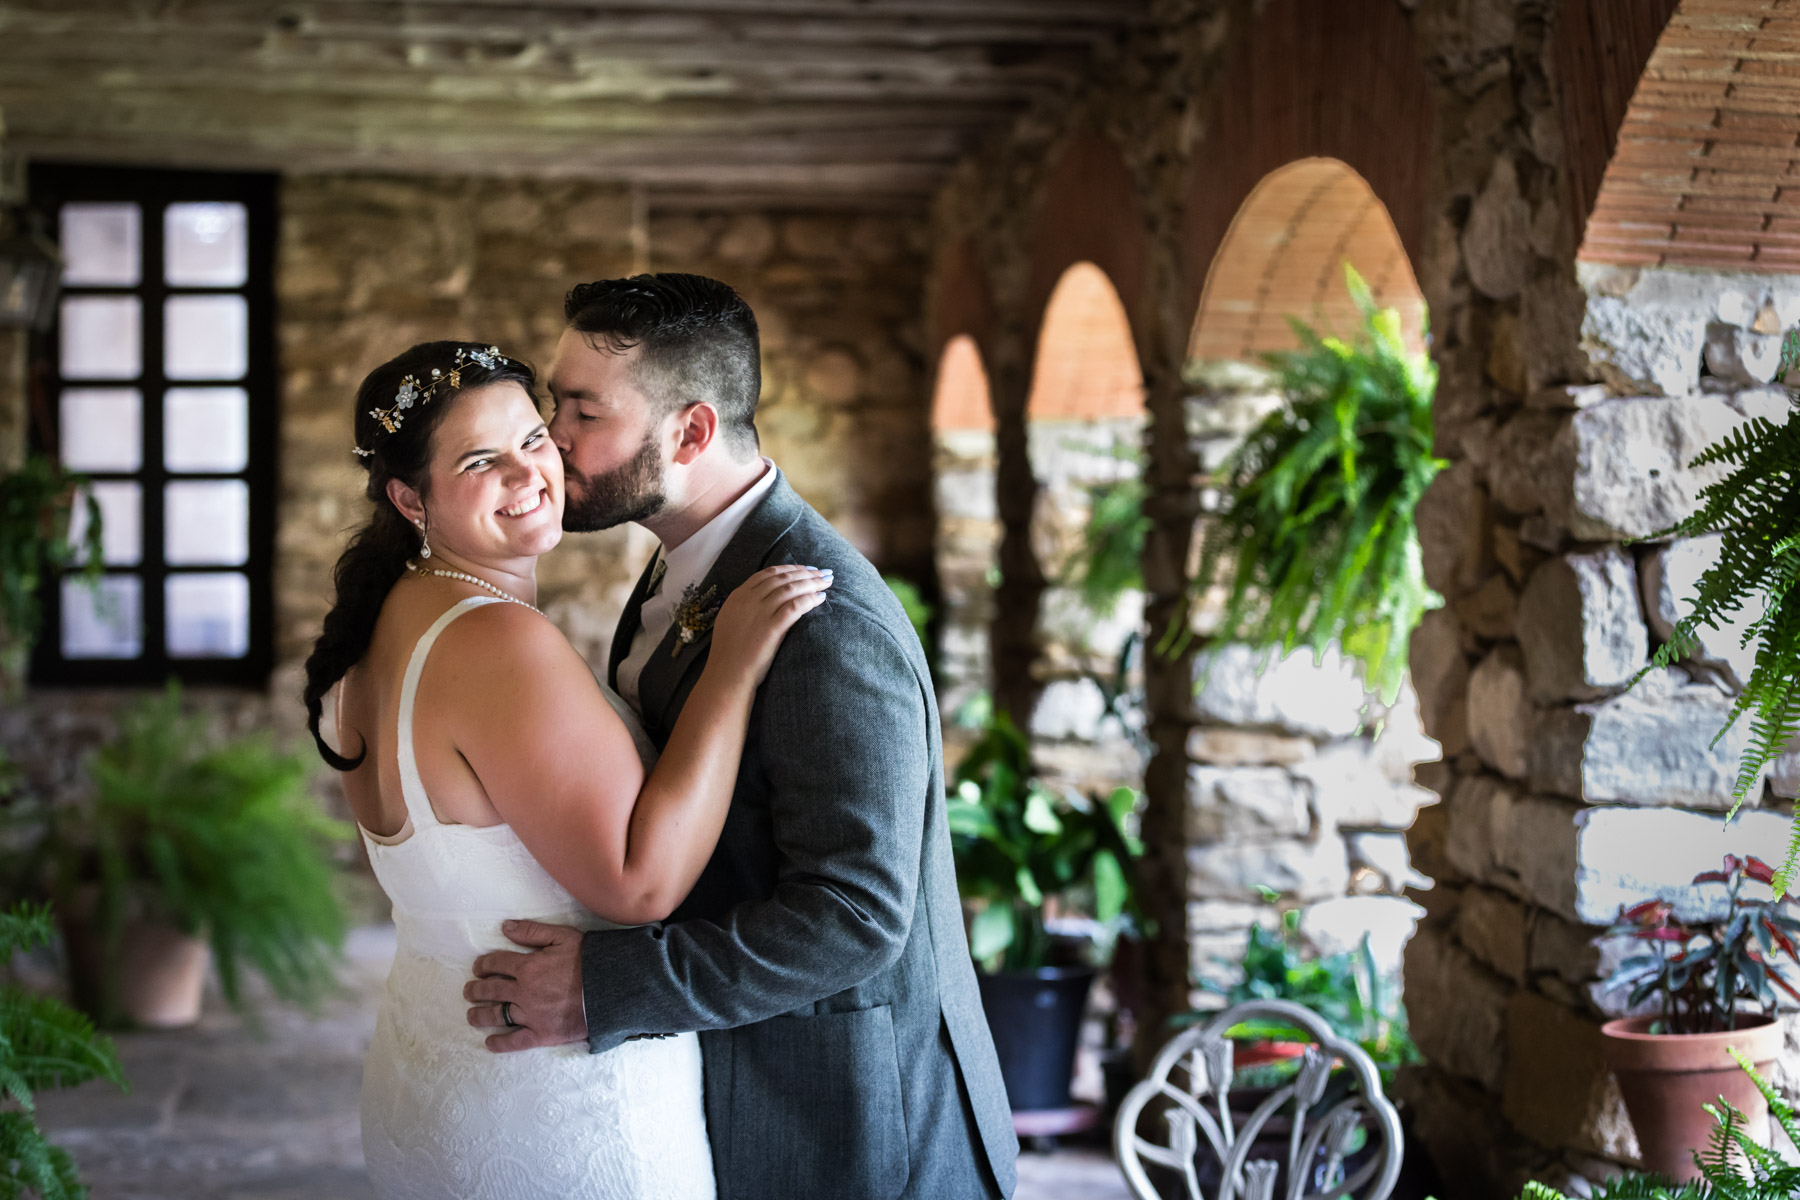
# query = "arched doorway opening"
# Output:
<box><xmin>930</xmin><ymin>334</ymin><xmax>999</xmax><ymax>751</ymax></box>
<box><xmin>1024</xmin><ymin>261</ymin><xmax>1147</xmax><ymax>795</ymax></box>
<box><xmin>1182</xmin><ymin>156</ymin><xmax>1437</xmax><ymax>991</ymax></box>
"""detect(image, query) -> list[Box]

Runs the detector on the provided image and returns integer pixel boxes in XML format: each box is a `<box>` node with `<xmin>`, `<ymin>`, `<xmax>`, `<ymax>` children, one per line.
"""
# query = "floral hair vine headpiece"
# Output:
<box><xmin>352</xmin><ymin>344</ymin><xmax>508</xmax><ymax>459</ymax></box>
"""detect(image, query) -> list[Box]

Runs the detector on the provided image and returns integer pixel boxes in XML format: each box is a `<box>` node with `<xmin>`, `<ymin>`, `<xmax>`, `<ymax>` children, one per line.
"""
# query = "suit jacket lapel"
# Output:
<box><xmin>608</xmin><ymin>549</ymin><xmax>662</xmax><ymax>692</ymax></box>
<box><xmin>634</xmin><ymin>470</ymin><xmax>807</xmax><ymax>728</ymax></box>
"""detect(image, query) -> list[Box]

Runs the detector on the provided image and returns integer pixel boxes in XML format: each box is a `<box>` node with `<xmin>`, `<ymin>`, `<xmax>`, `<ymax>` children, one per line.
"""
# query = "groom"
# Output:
<box><xmin>462</xmin><ymin>273</ymin><xmax>1018</xmax><ymax>1199</ymax></box>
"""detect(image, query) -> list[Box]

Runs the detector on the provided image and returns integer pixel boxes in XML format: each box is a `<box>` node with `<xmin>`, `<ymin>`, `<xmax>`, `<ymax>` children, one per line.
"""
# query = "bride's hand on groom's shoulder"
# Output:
<box><xmin>709</xmin><ymin>565</ymin><xmax>832</xmax><ymax>687</ymax></box>
<box><xmin>464</xmin><ymin>919</ymin><xmax>588</xmax><ymax>1053</ymax></box>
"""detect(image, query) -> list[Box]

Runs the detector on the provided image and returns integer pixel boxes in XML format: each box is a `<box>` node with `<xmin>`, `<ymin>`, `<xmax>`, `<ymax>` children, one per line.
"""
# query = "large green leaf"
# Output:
<box><xmin>969</xmin><ymin>904</ymin><xmax>1015</xmax><ymax>964</ymax></box>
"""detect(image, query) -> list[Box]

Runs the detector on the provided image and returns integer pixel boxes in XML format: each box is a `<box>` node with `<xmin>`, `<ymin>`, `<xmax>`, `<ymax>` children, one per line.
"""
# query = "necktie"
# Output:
<box><xmin>645</xmin><ymin>555</ymin><xmax>668</xmax><ymax>600</ymax></box>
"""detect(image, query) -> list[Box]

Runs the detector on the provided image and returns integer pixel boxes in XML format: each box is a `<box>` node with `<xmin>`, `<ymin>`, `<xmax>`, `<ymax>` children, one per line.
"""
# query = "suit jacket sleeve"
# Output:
<box><xmin>579</xmin><ymin>598</ymin><xmax>927</xmax><ymax>1051</ymax></box>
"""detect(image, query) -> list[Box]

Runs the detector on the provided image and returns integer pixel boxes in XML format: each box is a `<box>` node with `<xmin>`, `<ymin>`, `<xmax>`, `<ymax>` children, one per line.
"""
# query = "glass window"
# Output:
<box><xmin>34</xmin><ymin>165</ymin><xmax>272</xmax><ymax>685</ymax></box>
<box><xmin>60</xmin><ymin>296</ymin><xmax>141</xmax><ymax>380</ymax></box>
<box><xmin>164</xmin><ymin>387</ymin><xmax>249</xmax><ymax>473</ymax></box>
<box><xmin>60</xmin><ymin>203</ymin><xmax>140</xmax><ymax>286</ymax></box>
<box><xmin>164</xmin><ymin>480</ymin><xmax>249</xmax><ymax>566</ymax></box>
<box><xmin>166</xmin><ymin>573</ymin><xmax>250</xmax><ymax>658</ymax></box>
<box><xmin>165</xmin><ymin>203</ymin><xmax>248</xmax><ymax>287</ymax></box>
<box><xmin>68</xmin><ymin>482</ymin><xmax>143</xmax><ymax>567</ymax></box>
<box><xmin>61</xmin><ymin>575</ymin><xmax>142</xmax><ymax>659</ymax></box>
<box><xmin>164</xmin><ymin>295</ymin><xmax>247</xmax><ymax>381</ymax></box>
<box><xmin>59</xmin><ymin>388</ymin><xmax>143</xmax><ymax>472</ymax></box>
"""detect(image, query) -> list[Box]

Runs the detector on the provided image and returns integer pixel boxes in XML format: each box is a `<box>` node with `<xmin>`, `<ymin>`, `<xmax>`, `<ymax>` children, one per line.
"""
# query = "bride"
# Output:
<box><xmin>300</xmin><ymin>341</ymin><xmax>829</xmax><ymax>1200</ymax></box>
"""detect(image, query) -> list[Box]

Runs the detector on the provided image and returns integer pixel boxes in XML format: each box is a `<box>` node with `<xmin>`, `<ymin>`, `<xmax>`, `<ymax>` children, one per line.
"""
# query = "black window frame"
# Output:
<box><xmin>28</xmin><ymin>163</ymin><xmax>279</xmax><ymax>688</ymax></box>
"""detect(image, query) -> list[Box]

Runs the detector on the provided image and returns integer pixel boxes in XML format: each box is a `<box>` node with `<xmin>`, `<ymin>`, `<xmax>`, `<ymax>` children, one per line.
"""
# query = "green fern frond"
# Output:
<box><xmin>0</xmin><ymin>1109</ymin><xmax>87</xmax><ymax>1200</ymax></box>
<box><xmin>1181</xmin><ymin>261</ymin><xmax>1441</xmax><ymax>703</ymax></box>
<box><xmin>0</xmin><ymin>906</ymin><xmax>52</xmax><ymax>961</ymax></box>
<box><xmin>1632</xmin><ymin>404</ymin><xmax>1800</xmax><ymax>895</ymax></box>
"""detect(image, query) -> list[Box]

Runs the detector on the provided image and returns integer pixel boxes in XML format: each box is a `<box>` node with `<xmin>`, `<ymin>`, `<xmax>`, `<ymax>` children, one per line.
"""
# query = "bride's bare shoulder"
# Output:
<box><xmin>429</xmin><ymin>600</ymin><xmax>591</xmax><ymax>687</ymax></box>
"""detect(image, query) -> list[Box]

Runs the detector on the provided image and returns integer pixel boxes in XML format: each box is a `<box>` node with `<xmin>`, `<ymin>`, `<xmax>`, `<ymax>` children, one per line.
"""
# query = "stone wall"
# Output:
<box><xmin>3</xmin><ymin>173</ymin><xmax>932</xmax><ymax>830</ymax></box>
<box><xmin>1026</xmin><ymin>413</ymin><xmax>1147</xmax><ymax>795</ymax></box>
<box><xmin>933</xmin><ymin>423</ymin><xmax>998</xmax><ymax>755</ymax></box>
<box><xmin>925</xmin><ymin>0</ymin><xmax>1800</xmax><ymax>1189</ymax></box>
<box><xmin>1408</xmin><ymin>256</ymin><xmax>1800</xmax><ymax>1187</ymax></box>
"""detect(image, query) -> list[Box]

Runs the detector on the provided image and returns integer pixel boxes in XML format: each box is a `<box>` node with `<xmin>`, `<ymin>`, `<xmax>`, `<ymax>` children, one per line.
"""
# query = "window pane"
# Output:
<box><xmin>165</xmin><ymin>295</ymin><xmax>247</xmax><ymax>381</ymax></box>
<box><xmin>165</xmin><ymin>480</ymin><xmax>248</xmax><ymax>565</ymax></box>
<box><xmin>60</xmin><ymin>204</ymin><xmax>140</xmax><ymax>286</ymax></box>
<box><xmin>62</xmin><ymin>575</ymin><xmax>142</xmax><ymax>659</ymax></box>
<box><xmin>165</xmin><ymin>203</ymin><xmax>247</xmax><ymax>287</ymax></box>
<box><xmin>68</xmin><ymin>482</ymin><xmax>142</xmax><ymax>566</ymax></box>
<box><xmin>164</xmin><ymin>387</ymin><xmax>248</xmax><ymax>472</ymax></box>
<box><xmin>166</xmin><ymin>573</ymin><xmax>249</xmax><ymax>658</ymax></box>
<box><xmin>60</xmin><ymin>296</ymin><xmax>141</xmax><ymax>380</ymax></box>
<box><xmin>60</xmin><ymin>388</ymin><xmax>142</xmax><ymax>472</ymax></box>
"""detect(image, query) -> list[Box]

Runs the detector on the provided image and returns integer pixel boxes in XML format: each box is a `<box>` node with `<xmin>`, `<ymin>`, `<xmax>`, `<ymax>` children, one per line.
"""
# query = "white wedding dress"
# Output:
<box><xmin>356</xmin><ymin>597</ymin><xmax>716</xmax><ymax>1200</ymax></box>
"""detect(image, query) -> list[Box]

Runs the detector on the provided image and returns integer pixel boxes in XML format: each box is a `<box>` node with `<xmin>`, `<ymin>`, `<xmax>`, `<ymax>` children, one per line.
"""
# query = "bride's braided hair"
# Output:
<box><xmin>302</xmin><ymin>341</ymin><xmax>540</xmax><ymax>770</ymax></box>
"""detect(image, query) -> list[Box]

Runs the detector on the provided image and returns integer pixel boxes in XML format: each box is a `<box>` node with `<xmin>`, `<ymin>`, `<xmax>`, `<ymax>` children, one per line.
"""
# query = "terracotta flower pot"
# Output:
<box><xmin>1600</xmin><ymin>1014</ymin><xmax>1786</xmax><ymax>1181</ymax></box>
<box><xmin>60</xmin><ymin>905</ymin><xmax>209</xmax><ymax>1029</ymax></box>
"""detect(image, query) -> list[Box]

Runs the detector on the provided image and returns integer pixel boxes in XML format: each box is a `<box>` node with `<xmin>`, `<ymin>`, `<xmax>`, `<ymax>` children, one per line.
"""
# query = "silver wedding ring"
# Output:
<box><xmin>501</xmin><ymin>1001</ymin><xmax>519</xmax><ymax>1028</ymax></box>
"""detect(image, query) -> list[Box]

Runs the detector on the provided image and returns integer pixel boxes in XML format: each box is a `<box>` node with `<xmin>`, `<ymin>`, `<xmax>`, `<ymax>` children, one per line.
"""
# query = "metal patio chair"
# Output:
<box><xmin>1113</xmin><ymin>999</ymin><xmax>1403</xmax><ymax>1200</ymax></box>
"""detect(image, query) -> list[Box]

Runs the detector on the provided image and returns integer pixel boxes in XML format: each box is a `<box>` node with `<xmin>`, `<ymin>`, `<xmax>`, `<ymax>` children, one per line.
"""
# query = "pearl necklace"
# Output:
<box><xmin>407</xmin><ymin>560</ymin><xmax>543</xmax><ymax>616</ymax></box>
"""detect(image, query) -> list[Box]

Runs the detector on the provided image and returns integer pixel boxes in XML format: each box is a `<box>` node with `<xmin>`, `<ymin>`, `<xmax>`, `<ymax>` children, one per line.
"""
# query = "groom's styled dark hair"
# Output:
<box><xmin>564</xmin><ymin>273</ymin><xmax>762</xmax><ymax>457</ymax></box>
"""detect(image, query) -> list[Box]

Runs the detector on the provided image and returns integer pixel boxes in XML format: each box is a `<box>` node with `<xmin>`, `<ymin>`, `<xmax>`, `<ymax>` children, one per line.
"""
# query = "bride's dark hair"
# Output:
<box><xmin>303</xmin><ymin>341</ymin><xmax>540</xmax><ymax>771</ymax></box>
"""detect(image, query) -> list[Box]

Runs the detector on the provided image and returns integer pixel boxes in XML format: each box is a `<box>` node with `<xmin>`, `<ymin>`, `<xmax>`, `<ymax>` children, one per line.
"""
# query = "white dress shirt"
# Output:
<box><xmin>617</xmin><ymin>458</ymin><xmax>778</xmax><ymax>712</ymax></box>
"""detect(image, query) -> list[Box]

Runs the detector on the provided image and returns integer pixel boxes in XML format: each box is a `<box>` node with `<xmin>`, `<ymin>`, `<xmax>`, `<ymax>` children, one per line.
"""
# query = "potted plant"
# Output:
<box><xmin>1597</xmin><ymin>854</ymin><xmax>1798</xmax><ymax>1180</ymax></box>
<box><xmin>1192</xmin><ymin>907</ymin><xmax>1418</xmax><ymax>1083</ymax></box>
<box><xmin>0</xmin><ymin>453</ymin><xmax>100</xmax><ymax>693</ymax></box>
<box><xmin>9</xmin><ymin>684</ymin><xmax>352</xmax><ymax>1029</ymax></box>
<box><xmin>947</xmin><ymin>710</ymin><xmax>1139</xmax><ymax>1114</ymax></box>
<box><xmin>1517</xmin><ymin>1051</ymin><xmax>1800</xmax><ymax>1198</ymax></box>
<box><xmin>1</xmin><ymin>900</ymin><xmax>127</xmax><ymax>1199</ymax></box>
<box><xmin>1169</xmin><ymin>263</ymin><xmax>1443</xmax><ymax>707</ymax></box>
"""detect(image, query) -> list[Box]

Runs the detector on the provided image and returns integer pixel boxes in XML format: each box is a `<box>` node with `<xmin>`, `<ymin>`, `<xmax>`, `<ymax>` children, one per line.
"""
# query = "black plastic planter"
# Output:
<box><xmin>976</xmin><ymin>966</ymin><xmax>1096</xmax><ymax>1111</ymax></box>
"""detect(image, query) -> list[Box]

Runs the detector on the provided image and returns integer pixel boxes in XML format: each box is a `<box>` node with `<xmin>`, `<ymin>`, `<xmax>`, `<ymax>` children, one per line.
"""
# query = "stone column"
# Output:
<box><xmin>1137</xmin><ymin>328</ymin><xmax>1201</xmax><ymax>1069</ymax></box>
<box><xmin>988</xmin><ymin>322</ymin><xmax>1046</xmax><ymax>728</ymax></box>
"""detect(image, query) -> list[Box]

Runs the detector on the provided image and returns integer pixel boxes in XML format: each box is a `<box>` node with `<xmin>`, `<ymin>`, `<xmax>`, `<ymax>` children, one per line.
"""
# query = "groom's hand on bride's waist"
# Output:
<box><xmin>464</xmin><ymin>919</ymin><xmax>588</xmax><ymax>1053</ymax></box>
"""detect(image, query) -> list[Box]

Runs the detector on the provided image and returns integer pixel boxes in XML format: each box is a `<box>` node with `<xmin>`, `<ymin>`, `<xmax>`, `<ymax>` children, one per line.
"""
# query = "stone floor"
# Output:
<box><xmin>33</xmin><ymin>926</ymin><xmax>1132</xmax><ymax>1200</ymax></box>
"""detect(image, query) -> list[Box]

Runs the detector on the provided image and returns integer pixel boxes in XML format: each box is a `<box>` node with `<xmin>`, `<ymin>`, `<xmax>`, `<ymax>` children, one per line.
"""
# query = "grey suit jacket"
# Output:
<box><xmin>580</xmin><ymin>471</ymin><xmax>1018</xmax><ymax>1200</ymax></box>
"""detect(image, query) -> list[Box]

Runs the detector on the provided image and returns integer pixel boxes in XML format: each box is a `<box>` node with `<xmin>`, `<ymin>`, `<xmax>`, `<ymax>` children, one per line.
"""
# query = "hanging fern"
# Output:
<box><xmin>1632</xmin><ymin>376</ymin><xmax>1800</xmax><ymax>891</ymax></box>
<box><xmin>0</xmin><ymin>902</ymin><xmax>126</xmax><ymax>1200</ymax></box>
<box><xmin>1067</xmin><ymin>474</ymin><xmax>1150</xmax><ymax>619</ymax></box>
<box><xmin>1173</xmin><ymin>263</ymin><xmax>1443</xmax><ymax>704</ymax></box>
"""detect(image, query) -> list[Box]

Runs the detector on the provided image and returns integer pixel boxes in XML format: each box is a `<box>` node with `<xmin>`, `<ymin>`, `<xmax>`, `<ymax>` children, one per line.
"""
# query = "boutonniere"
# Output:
<box><xmin>671</xmin><ymin>583</ymin><xmax>722</xmax><ymax>656</ymax></box>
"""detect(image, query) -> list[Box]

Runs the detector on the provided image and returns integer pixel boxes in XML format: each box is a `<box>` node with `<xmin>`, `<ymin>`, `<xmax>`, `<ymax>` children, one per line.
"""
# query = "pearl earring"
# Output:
<box><xmin>415</xmin><ymin>517</ymin><xmax>431</xmax><ymax>560</ymax></box>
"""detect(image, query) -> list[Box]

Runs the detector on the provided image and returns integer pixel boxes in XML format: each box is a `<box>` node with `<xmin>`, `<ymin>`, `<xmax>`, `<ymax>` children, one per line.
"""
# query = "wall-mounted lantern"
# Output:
<box><xmin>0</xmin><ymin>209</ymin><xmax>60</xmax><ymax>330</ymax></box>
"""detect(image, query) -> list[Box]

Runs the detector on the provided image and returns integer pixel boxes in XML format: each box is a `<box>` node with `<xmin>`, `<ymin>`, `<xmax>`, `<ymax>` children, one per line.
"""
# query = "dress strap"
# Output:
<box><xmin>396</xmin><ymin>596</ymin><xmax>506</xmax><ymax>830</ymax></box>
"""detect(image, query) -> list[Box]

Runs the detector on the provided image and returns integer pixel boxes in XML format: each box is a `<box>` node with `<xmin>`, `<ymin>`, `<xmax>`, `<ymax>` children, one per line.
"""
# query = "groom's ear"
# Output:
<box><xmin>386</xmin><ymin>476</ymin><xmax>426</xmax><ymax>525</ymax></box>
<box><xmin>670</xmin><ymin>401</ymin><xmax>720</xmax><ymax>466</ymax></box>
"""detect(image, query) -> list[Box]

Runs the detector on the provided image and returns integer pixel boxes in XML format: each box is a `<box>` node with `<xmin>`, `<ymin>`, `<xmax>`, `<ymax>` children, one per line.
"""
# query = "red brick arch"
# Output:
<box><xmin>1191</xmin><ymin>158</ymin><xmax>1426</xmax><ymax>362</ymax></box>
<box><xmin>1028</xmin><ymin>262</ymin><xmax>1145</xmax><ymax>421</ymax></box>
<box><xmin>1574</xmin><ymin>0</ymin><xmax>1800</xmax><ymax>271</ymax></box>
<box><xmin>931</xmin><ymin>334</ymin><xmax>995</xmax><ymax>434</ymax></box>
<box><xmin>1180</xmin><ymin>0</ymin><xmax>1435</xmax><ymax>318</ymax></box>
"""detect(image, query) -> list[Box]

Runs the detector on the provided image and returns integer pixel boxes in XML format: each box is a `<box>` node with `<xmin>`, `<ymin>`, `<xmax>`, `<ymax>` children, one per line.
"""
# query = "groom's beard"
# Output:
<box><xmin>561</xmin><ymin>431</ymin><xmax>668</xmax><ymax>532</ymax></box>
